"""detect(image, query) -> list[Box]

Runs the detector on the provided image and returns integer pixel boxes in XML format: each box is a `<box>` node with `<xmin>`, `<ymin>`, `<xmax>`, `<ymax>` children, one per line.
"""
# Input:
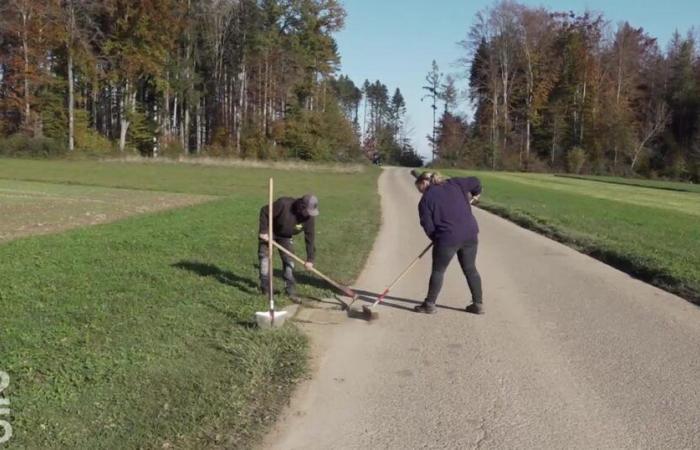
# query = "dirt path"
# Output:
<box><xmin>265</xmin><ymin>167</ymin><xmax>700</xmax><ymax>449</ymax></box>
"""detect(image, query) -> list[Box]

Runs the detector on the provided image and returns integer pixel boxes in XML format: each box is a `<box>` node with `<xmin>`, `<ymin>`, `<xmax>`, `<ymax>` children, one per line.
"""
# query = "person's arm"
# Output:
<box><xmin>418</xmin><ymin>198</ymin><xmax>436</xmax><ymax>241</ymax></box>
<box><xmin>259</xmin><ymin>205</ymin><xmax>270</xmax><ymax>239</ymax></box>
<box><xmin>304</xmin><ymin>217</ymin><xmax>316</xmax><ymax>264</ymax></box>
<box><xmin>454</xmin><ymin>177</ymin><xmax>482</xmax><ymax>203</ymax></box>
<box><xmin>259</xmin><ymin>200</ymin><xmax>281</xmax><ymax>240</ymax></box>
<box><xmin>456</xmin><ymin>177</ymin><xmax>482</xmax><ymax>196</ymax></box>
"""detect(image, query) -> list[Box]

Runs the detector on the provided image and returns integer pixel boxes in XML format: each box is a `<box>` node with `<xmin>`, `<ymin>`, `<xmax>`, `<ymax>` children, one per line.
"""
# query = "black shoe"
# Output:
<box><xmin>414</xmin><ymin>303</ymin><xmax>437</xmax><ymax>314</ymax></box>
<box><xmin>465</xmin><ymin>303</ymin><xmax>484</xmax><ymax>315</ymax></box>
<box><xmin>286</xmin><ymin>287</ymin><xmax>301</xmax><ymax>304</ymax></box>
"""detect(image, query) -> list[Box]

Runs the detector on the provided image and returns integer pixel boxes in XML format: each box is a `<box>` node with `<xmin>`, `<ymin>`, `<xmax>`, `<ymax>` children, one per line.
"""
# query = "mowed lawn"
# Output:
<box><xmin>0</xmin><ymin>159</ymin><xmax>380</xmax><ymax>449</ymax></box>
<box><xmin>447</xmin><ymin>170</ymin><xmax>700</xmax><ymax>304</ymax></box>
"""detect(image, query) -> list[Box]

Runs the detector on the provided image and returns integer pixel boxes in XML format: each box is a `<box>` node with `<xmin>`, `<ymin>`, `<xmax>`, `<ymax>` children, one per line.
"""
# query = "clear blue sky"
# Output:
<box><xmin>335</xmin><ymin>0</ymin><xmax>699</xmax><ymax>160</ymax></box>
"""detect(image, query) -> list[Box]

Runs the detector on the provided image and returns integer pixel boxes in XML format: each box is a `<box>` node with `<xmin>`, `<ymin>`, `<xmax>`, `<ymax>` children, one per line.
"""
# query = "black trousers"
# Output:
<box><xmin>258</xmin><ymin>237</ymin><xmax>295</xmax><ymax>293</ymax></box>
<box><xmin>425</xmin><ymin>239</ymin><xmax>482</xmax><ymax>305</ymax></box>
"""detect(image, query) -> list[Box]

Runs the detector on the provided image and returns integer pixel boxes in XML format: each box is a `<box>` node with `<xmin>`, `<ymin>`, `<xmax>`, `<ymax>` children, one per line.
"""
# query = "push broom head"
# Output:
<box><xmin>361</xmin><ymin>304</ymin><xmax>379</xmax><ymax>321</ymax></box>
<box><xmin>255</xmin><ymin>310</ymin><xmax>289</xmax><ymax>329</ymax></box>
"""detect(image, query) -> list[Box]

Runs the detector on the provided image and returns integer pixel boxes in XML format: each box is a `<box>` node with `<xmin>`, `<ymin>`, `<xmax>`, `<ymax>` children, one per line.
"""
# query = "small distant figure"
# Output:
<box><xmin>258</xmin><ymin>194</ymin><xmax>319</xmax><ymax>301</ymax></box>
<box><xmin>372</xmin><ymin>152</ymin><xmax>382</xmax><ymax>166</ymax></box>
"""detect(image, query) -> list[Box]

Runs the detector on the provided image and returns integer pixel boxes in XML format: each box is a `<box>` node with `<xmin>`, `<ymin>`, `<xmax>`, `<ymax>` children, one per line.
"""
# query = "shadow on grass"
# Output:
<box><xmin>172</xmin><ymin>261</ymin><xmax>259</xmax><ymax>294</ymax></box>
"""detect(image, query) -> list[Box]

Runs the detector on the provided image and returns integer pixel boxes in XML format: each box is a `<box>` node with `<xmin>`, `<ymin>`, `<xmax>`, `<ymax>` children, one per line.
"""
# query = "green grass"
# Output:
<box><xmin>0</xmin><ymin>158</ymin><xmax>363</xmax><ymax>196</ymax></box>
<box><xmin>557</xmin><ymin>174</ymin><xmax>700</xmax><ymax>193</ymax></box>
<box><xmin>446</xmin><ymin>170</ymin><xmax>700</xmax><ymax>304</ymax></box>
<box><xmin>0</xmin><ymin>159</ymin><xmax>380</xmax><ymax>448</ymax></box>
<box><xmin>0</xmin><ymin>178</ymin><xmax>210</xmax><ymax>242</ymax></box>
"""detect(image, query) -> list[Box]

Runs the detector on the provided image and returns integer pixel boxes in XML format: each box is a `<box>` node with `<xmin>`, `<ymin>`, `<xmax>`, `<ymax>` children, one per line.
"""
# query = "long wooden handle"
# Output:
<box><xmin>268</xmin><ymin>178</ymin><xmax>274</xmax><ymax>315</ymax></box>
<box><xmin>271</xmin><ymin>240</ymin><xmax>356</xmax><ymax>298</ymax></box>
<box><xmin>386</xmin><ymin>243</ymin><xmax>433</xmax><ymax>291</ymax></box>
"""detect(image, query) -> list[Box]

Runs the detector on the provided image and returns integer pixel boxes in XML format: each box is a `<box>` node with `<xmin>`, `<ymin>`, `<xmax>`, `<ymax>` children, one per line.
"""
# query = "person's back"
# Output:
<box><xmin>419</xmin><ymin>178</ymin><xmax>479</xmax><ymax>246</ymax></box>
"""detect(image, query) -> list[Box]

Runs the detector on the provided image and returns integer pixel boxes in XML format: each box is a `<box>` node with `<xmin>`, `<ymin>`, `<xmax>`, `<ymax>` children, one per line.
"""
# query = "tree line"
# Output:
<box><xmin>0</xmin><ymin>0</ymin><xmax>420</xmax><ymax>164</ymax></box>
<box><xmin>431</xmin><ymin>0</ymin><xmax>700</xmax><ymax>181</ymax></box>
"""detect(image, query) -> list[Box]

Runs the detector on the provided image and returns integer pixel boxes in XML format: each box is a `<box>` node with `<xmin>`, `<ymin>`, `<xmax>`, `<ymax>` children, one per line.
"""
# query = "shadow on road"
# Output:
<box><xmin>352</xmin><ymin>288</ymin><xmax>466</xmax><ymax>313</ymax></box>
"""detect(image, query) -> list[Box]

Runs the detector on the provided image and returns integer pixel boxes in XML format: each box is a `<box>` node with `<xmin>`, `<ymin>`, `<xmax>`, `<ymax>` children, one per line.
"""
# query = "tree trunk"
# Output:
<box><xmin>551</xmin><ymin>121</ymin><xmax>557</xmax><ymax>165</ymax></box>
<box><xmin>21</xmin><ymin>10</ymin><xmax>31</xmax><ymax>131</ymax></box>
<box><xmin>501</xmin><ymin>56</ymin><xmax>509</xmax><ymax>154</ymax></box>
<box><xmin>119</xmin><ymin>81</ymin><xmax>130</xmax><ymax>152</ymax></box>
<box><xmin>182</xmin><ymin>102</ymin><xmax>189</xmax><ymax>151</ymax></box>
<box><xmin>67</xmin><ymin>0</ymin><xmax>76</xmax><ymax>151</ymax></box>
<box><xmin>164</xmin><ymin>74</ymin><xmax>171</xmax><ymax>138</ymax></box>
<box><xmin>68</xmin><ymin>48</ymin><xmax>75</xmax><ymax>151</ymax></box>
<box><xmin>433</xmin><ymin>101</ymin><xmax>437</xmax><ymax>161</ymax></box>
<box><xmin>580</xmin><ymin>80</ymin><xmax>587</xmax><ymax>144</ymax></box>
<box><xmin>491</xmin><ymin>90</ymin><xmax>498</xmax><ymax>169</ymax></box>
<box><xmin>196</xmin><ymin>99</ymin><xmax>203</xmax><ymax>154</ymax></box>
<box><xmin>524</xmin><ymin>42</ymin><xmax>534</xmax><ymax>171</ymax></box>
<box><xmin>172</xmin><ymin>95</ymin><xmax>178</xmax><ymax>137</ymax></box>
<box><xmin>525</xmin><ymin>118</ymin><xmax>531</xmax><ymax>169</ymax></box>
<box><xmin>237</xmin><ymin>63</ymin><xmax>246</xmax><ymax>155</ymax></box>
<box><xmin>91</xmin><ymin>76</ymin><xmax>98</xmax><ymax>130</ymax></box>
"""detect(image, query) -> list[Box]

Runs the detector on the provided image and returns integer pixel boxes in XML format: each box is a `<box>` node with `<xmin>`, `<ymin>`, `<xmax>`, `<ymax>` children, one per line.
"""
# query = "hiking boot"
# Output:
<box><xmin>465</xmin><ymin>303</ymin><xmax>484</xmax><ymax>315</ymax></box>
<box><xmin>414</xmin><ymin>303</ymin><xmax>437</xmax><ymax>314</ymax></box>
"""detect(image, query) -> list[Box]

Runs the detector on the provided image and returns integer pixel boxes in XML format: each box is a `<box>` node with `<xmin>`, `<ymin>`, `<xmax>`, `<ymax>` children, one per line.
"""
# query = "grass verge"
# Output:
<box><xmin>0</xmin><ymin>159</ymin><xmax>380</xmax><ymax>448</ymax></box>
<box><xmin>556</xmin><ymin>174</ymin><xmax>700</xmax><ymax>194</ymax></box>
<box><xmin>445</xmin><ymin>170</ymin><xmax>700</xmax><ymax>305</ymax></box>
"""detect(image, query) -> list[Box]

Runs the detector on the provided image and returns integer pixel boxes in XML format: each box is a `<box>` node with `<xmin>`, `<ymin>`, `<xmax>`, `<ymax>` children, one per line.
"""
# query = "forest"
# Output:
<box><xmin>3</xmin><ymin>0</ymin><xmax>700</xmax><ymax>179</ymax></box>
<box><xmin>0</xmin><ymin>0</ymin><xmax>422</xmax><ymax>165</ymax></box>
<box><xmin>432</xmin><ymin>1</ymin><xmax>700</xmax><ymax>180</ymax></box>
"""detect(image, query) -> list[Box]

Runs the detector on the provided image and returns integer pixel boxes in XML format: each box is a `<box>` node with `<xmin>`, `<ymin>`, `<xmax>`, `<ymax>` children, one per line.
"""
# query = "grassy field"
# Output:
<box><xmin>0</xmin><ymin>179</ymin><xmax>211</xmax><ymax>242</ymax></box>
<box><xmin>0</xmin><ymin>159</ymin><xmax>380</xmax><ymax>448</ymax></box>
<box><xmin>446</xmin><ymin>170</ymin><xmax>700</xmax><ymax>304</ymax></box>
<box><xmin>557</xmin><ymin>174</ymin><xmax>700</xmax><ymax>193</ymax></box>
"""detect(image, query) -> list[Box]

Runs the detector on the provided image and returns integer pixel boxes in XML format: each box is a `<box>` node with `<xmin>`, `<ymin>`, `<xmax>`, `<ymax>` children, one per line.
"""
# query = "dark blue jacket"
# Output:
<box><xmin>418</xmin><ymin>177</ymin><xmax>481</xmax><ymax>246</ymax></box>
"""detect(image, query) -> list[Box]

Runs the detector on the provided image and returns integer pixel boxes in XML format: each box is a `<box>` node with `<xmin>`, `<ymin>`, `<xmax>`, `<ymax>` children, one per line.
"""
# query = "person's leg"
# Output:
<box><xmin>457</xmin><ymin>239</ymin><xmax>483</xmax><ymax>312</ymax></box>
<box><xmin>424</xmin><ymin>243</ymin><xmax>458</xmax><ymax>305</ymax></box>
<box><xmin>277</xmin><ymin>238</ymin><xmax>297</xmax><ymax>297</ymax></box>
<box><xmin>258</xmin><ymin>239</ymin><xmax>270</xmax><ymax>295</ymax></box>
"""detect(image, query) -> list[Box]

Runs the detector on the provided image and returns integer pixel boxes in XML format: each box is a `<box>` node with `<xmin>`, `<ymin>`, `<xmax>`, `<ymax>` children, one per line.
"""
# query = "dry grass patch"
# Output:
<box><xmin>105</xmin><ymin>155</ymin><xmax>368</xmax><ymax>173</ymax></box>
<box><xmin>0</xmin><ymin>179</ymin><xmax>212</xmax><ymax>242</ymax></box>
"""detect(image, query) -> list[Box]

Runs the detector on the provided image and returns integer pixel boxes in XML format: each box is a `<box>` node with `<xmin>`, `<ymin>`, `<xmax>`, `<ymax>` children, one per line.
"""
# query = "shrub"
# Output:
<box><xmin>158</xmin><ymin>138</ymin><xmax>186</xmax><ymax>159</ymax></box>
<box><xmin>0</xmin><ymin>134</ymin><xmax>67</xmax><ymax>158</ymax></box>
<box><xmin>74</xmin><ymin>111</ymin><xmax>116</xmax><ymax>155</ymax></box>
<box><xmin>567</xmin><ymin>147</ymin><xmax>587</xmax><ymax>174</ymax></box>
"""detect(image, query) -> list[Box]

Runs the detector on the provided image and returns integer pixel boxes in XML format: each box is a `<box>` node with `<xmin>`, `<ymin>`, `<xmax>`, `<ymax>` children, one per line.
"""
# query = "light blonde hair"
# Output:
<box><xmin>416</xmin><ymin>171</ymin><xmax>445</xmax><ymax>186</ymax></box>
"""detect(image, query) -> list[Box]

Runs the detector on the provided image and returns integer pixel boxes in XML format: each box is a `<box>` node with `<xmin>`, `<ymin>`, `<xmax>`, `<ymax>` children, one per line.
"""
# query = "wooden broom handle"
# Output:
<box><xmin>271</xmin><ymin>240</ymin><xmax>356</xmax><ymax>297</ymax></box>
<box><xmin>268</xmin><ymin>178</ymin><xmax>274</xmax><ymax>314</ymax></box>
